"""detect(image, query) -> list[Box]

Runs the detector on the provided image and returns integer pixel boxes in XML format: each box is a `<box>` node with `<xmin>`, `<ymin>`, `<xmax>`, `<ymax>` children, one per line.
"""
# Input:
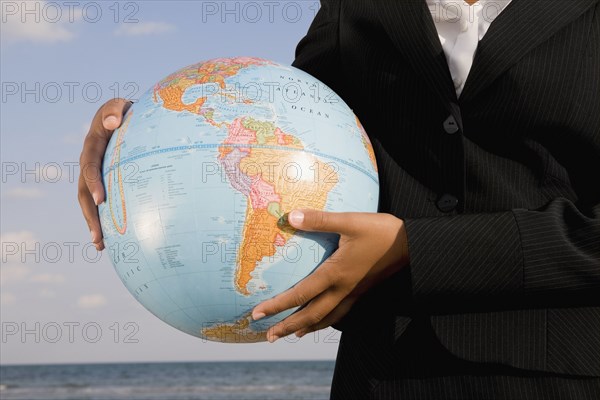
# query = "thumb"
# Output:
<box><xmin>100</xmin><ymin>98</ymin><xmax>133</xmax><ymax>132</ymax></box>
<box><xmin>285</xmin><ymin>209</ymin><xmax>356</xmax><ymax>234</ymax></box>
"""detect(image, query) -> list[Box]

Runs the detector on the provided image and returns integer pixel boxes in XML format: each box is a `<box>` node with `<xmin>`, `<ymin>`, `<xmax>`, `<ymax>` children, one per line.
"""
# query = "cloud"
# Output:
<box><xmin>30</xmin><ymin>273</ymin><xmax>65</xmax><ymax>284</ymax></box>
<box><xmin>1</xmin><ymin>1</ymin><xmax>75</xmax><ymax>44</ymax></box>
<box><xmin>114</xmin><ymin>21</ymin><xmax>175</xmax><ymax>36</ymax></box>
<box><xmin>3</xmin><ymin>187</ymin><xmax>45</xmax><ymax>199</ymax></box>
<box><xmin>62</xmin><ymin>123</ymin><xmax>90</xmax><ymax>145</ymax></box>
<box><xmin>1</xmin><ymin>231</ymin><xmax>37</xmax><ymax>286</ymax></box>
<box><xmin>1</xmin><ymin>231</ymin><xmax>37</xmax><ymax>245</ymax></box>
<box><xmin>77</xmin><ymin>294</ymin><xmax>107</xmax><ymax>309</ymax></box>
<box><xmin>1</xmin><ymin>292</ymin><xmax>17</xmax><ymax>306</ymax></box>
<box><xmin>0</xmin><ymin>265</ymin><xmax>31</xmax><ymax>286</ymax></box>
<box><xmin>39</xmin><ymin>288</ymin><xmax>56</xmax><ymax>298</ymax></box>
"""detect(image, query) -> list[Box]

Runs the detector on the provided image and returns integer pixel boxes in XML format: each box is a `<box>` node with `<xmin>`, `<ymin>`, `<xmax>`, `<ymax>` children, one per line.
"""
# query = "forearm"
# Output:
<box><xmin>405</xmin><ymin>197</ymin><xmax>600</xmax><ymax>312</ymax></box>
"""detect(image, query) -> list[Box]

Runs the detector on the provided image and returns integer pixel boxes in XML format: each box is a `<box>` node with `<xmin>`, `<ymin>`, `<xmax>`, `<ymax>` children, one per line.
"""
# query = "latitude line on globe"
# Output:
<box><xmin>103</xmin><ymin>142</ymin><xmax>378</xmax><ymax>184</ymax></box>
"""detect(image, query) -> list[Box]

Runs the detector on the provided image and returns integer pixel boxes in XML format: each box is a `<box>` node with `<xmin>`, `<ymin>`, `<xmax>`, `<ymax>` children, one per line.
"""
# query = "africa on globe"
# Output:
<box><xmin>98</xmin><ymin>57</ymin><xmax>379</xmax><ymax>343</ymax></box>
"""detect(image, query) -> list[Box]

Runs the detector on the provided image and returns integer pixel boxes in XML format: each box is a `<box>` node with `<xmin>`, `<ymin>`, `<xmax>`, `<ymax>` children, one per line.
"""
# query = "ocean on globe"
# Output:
<box><xmin>98</xmin><ymin>57</ymin><xmax>379</xmax><ymax>343</ymax></box>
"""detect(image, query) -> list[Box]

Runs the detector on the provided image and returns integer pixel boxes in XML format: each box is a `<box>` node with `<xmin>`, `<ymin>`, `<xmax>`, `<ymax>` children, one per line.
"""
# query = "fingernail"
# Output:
<box><xmin>288</xmin><ymin>210</ymin><xmax>304</xmax><ymax>227</ymax></box>
<box><xmin>252</xmin><ymin>311</ymin><xmax>266</xmax><ymax>321</ymax></box>
<box><xmin>92</xmin><ymin>192</ymin><xmax>100</xmax><ymax>206</ymax></box>
<box><xmin>295</xmin><ymin>330</ymin><xmax>306</xmax><ymax>338</ymax></box>
<box><xmin>277</xmin><ymin>213</ymin><xmax>294</xmax><ymax>233</ymax></box>
<box><xmin>269</xmin><ymin>334</ymin><xmax>279</xmax><ymax>343</ymax></box>
<box><xmin>104</xmin><ymin>116</ymin><xmax>118</xmax><ymax>129</ymax></box>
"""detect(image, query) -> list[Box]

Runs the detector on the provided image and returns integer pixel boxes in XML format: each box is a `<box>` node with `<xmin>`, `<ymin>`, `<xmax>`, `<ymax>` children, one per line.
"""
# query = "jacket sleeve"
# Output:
<box><xmin>293</xmin><ymin>1</ymin><xmax>600</xmax><ymax>312</ymax></box>
<box><xmin>404</xmin><ymin>197</ymin><xmax>600</xmax><ymax>311</ymax></box>
<box><xmin>291</xmin><ymin>0</ymin><xmax>341</xmax><ymax>94</ymax></box>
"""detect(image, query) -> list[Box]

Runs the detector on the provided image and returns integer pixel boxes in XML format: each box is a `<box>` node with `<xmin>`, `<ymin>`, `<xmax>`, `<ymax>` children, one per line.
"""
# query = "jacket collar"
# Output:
<box><xmin>375</xmin><ymin>0</ymin><xmax>598</xmax><ymax>105</ymax></box>
<box><xmin>460</xmin><ymin>0</ymin><xmax>598</xmax><ymax>102</ymax></box>
<box><xmin>377</xmin><ymin>0</ymin><xmax>457</xmax><ymax>108</ymax></box>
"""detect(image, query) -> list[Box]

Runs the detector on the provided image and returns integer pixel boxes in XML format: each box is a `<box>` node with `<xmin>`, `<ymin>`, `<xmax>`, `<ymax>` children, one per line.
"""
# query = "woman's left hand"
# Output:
<box><xmin>252</xmin><ymin>209</ymin><xmax>409</xmax><ymax>342</ymax></box>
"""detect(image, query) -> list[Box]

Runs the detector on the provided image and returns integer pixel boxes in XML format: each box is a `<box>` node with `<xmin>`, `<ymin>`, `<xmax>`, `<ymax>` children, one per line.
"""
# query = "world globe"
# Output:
<box><xmin>98</xmin><ymin>57</ymin><xmax>379</xmax><ymax>342</ymax></box>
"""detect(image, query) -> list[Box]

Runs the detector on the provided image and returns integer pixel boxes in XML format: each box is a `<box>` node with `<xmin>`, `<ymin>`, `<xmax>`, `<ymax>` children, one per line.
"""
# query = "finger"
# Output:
<box><xmin>252</xmin><ymin>260</ymin><xmax>338</xmax><ymax>320</ymax></box>
<box><xmin>80</xmin><ymin>98</ymin><xmax>132</xmax><ymax>205</ymax></box>
<box><xmin>267</xmin><ymin>288</ymin><xmax>346</xmax><ymax>342</ymax></box>
<box><xmin>286</xmin><ymin>209</ymin><xmax>361</xmax><ymax>235</ymax></box>
<box><xmin>101</xmin><ymin>98</ymin><xmax>132</xmax><ymax>131</ymax></box>
<box><xmin>78</xmin><ymin>173</ymin><xmax>104</xmax><ymax>251</ymax></box>
<box><xmin>296</xmin><ymin>296</ymin><xmax>357</xmax><ymax>337</ymax></box>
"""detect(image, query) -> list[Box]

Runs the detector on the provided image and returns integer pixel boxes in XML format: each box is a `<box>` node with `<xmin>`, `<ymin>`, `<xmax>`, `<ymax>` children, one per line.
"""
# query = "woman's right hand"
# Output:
<box><xmin>78</xmin><ymin>98</ymin><xmax>133</xmax><ymax>251</ymax></box>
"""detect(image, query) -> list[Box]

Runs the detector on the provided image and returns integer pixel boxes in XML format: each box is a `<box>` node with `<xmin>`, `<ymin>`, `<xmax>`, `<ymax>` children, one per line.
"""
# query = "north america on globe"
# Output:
<box><xmin>99</xmin><ymin>57</ymin><xmax>379</xmax><ymax>343</ymax></box>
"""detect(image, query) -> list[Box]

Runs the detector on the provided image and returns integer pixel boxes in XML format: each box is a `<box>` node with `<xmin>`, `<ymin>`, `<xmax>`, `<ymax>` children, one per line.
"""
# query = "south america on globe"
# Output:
<box><xmin>98</xmin><ymin>57</ymin><xmax>379</xmax><ymax>343</ymax></box>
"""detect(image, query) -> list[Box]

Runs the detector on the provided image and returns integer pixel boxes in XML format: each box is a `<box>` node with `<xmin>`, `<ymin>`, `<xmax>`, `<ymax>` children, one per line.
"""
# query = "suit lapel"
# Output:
<box><xmin>376</xmin><ymin>0</ymin><xmax>458</xmax><ymax>111</ymax></box>
<box><xmin>460</xmin><ymin>0</ymin><xmax>598</xmax><ymax>102</ymax></box>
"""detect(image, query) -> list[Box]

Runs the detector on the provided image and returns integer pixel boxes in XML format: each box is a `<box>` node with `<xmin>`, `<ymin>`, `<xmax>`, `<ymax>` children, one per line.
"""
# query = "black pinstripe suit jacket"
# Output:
<box><xmin>291</xmin><ymin>0</ymin><xmax>600</xmax><ymax>380</ymax></box>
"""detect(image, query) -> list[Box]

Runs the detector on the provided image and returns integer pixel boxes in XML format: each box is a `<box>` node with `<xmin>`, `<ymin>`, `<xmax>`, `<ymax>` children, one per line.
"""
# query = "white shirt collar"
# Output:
<box><xmin>426</xmin><ymin>0</ymin><xmax>512</xmax><ymax>23</ymax></box>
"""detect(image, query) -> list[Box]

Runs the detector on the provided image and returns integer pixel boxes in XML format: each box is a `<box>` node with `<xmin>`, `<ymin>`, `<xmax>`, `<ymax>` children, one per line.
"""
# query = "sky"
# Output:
<box><xmin>0</xmin><ymin>0</ymin><xmax>344</xmax><ymax>365</ymax></box>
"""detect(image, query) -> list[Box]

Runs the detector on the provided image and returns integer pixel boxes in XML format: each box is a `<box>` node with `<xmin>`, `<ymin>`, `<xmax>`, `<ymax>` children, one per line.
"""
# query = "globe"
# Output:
<box><xmin>98</xmin><ymin>57</ymin><xmax>379</xmax><ymax>343</ymax></box>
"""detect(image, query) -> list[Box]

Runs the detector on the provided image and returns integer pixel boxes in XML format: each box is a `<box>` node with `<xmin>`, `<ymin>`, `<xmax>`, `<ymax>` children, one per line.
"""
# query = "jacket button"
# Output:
<box><xmin>443</xmin><ymin>115</ymin><xmax>459</xmax><ymax>134</ymax></box>
<box><xmin>437</xmin><ymin>193</ymin><xmax>459</xmax><ymax>212</ymax></box>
